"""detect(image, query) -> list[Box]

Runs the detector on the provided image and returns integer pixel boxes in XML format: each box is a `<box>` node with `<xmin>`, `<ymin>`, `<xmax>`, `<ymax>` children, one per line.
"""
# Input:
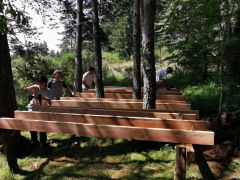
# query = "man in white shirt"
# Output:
<box><xmin>156</xmin><ymin>67</ymin><xmax>173</xmax><ymax>90</ymax></box>
<box><xmin>82</xmin><ymin>67</ymin><xmax>96</xmax><ymax>90</ymax></box>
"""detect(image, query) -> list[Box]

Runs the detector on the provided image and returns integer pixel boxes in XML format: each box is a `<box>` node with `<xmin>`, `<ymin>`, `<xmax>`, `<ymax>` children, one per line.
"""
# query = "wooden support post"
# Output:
<box><xmin>174</xmin><ymin>145</ymin><xmax>187</xmax><ymax>180</ymax></box>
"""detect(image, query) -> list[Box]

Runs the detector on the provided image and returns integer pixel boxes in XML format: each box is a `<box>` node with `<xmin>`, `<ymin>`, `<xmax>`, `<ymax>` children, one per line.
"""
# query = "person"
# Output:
<box><xmin>82</xmin><ymin>67</ymin><xmax>96</xmax><ymax>91</ymax></box>
<box><xmin>25</xmin><ymin>75</ymin><xmax>53</xmax><ymax>148</ymax></box>
<box><xmin>156</xmin><ymin>67</ymin><xmax>173</xmax><ymax>90</ymax></box>
<box><xmin>48</xmin><ymin>70</ymin><xmax>75</xmax><ymax>100</ymax></box>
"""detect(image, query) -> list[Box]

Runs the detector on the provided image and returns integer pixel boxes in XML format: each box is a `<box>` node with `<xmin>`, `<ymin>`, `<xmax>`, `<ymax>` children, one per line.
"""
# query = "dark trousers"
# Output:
<box><xmin>30</xmin><ymin>131</ymin><xmax>47</xmax><ymax>145</ymax></box>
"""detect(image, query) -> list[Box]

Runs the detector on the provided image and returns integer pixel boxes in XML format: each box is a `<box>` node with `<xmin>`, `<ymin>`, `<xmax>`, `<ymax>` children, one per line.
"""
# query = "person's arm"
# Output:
<box><xmin>82</xmin><ymin>80</ymin><xmax>89</xmax><ymax>89</ymax></box>
<box><xmin>47</xmin><ymin>80</ymin><xmax>52</xmax><ymax>89</ymax></box>
<box><xmin>62</xmin><ymin>81</ymin><xmax>75</xmax><ymax>96</ymax></box>
<box><xmin>25</xmin><ymin>85</ymin><xmax>38</xmax><ymax>94</ymax></box>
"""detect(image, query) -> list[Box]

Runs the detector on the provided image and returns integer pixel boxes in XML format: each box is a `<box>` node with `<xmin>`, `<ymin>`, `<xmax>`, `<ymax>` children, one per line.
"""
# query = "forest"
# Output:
<box><xmin>0</xmin><ymin>0</ymin><xmax>240</xmax><ymax>179</ymax></box>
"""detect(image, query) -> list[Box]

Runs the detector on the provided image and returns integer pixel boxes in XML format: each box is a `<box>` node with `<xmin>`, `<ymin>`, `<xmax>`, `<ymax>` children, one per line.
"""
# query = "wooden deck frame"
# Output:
<box><xmin>0</xmin><ymin>117</ymin><xmax>214</xmax><ymax>145</ymax></box>
<box><xmin>32</xmin><ymin>106</ymin><xmax>198</xmax><ymax>120</ymax></box>
<box><xmin>14</xmin><ymin>111</ymin><xmax>208</xmax><ymax>131</ymax></box>
<box><xmin>52</xmin><ymin>100</ymin><xmax>191</xmax><ymax>110</ymax></box>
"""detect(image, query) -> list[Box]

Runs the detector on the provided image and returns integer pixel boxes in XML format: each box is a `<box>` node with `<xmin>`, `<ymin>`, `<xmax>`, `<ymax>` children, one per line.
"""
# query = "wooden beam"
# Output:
<box><xmin>88</xmin><ymin>86</ymin><xmax>181</xmax><ymax>94</ymax></box>
<box><xmin>174</xmin><ymin>145</ymin><xmax>187</xmax><ymax>180</ymax></box>
<box><xmin>32</xmin><ymin>106</ymin><xmax>197</xmax><ymax>120</ymax></box>
<box><xmin>75</xmin><ymin>92</ymin><xmax>186</xmax><ymax>100</ymax></box>
<box><xmin>14</xmin><ymin>111</ymin><xmax>208</xmax><ymax>131</ymax></box>
<box><xmin>0</xmin><ymin>118</ymin><xmax>214</xmax><ymax>145</ymax></box>
<box><xmin>60</xmin><ymin>97</ymin><xmax>186</xmax><ymax>103</ymax></box>
<box><xmin>51</xmin><ymin>100</ymin><xmax>191</xmax><ymax>110</ymax></box>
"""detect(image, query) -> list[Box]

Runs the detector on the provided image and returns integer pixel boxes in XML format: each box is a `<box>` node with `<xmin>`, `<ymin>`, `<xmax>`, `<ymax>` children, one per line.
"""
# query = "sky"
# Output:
<box><xmin>27</xmin><ymin>9</ymin><xmax>63</xmax><ymax>52</ymax></box>
<box><xmin>28</xmin><ymin>10</ymin><xmax>63</xmax><ymax>51</ymax></box>
<box><xmin>14</xmin><ymin>1</ymin><xmax>64</xmax><ymax>52</ymax></box>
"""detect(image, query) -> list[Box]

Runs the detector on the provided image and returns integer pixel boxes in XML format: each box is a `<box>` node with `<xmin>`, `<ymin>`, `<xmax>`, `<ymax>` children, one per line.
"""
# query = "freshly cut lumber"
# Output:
<box><xmin>86</xmin><ymin>87</ymin><xmax>181</xmax><ymax>95</ymax></box>
<box><xmin>0</xmin><ymin>118</ymin><xmax>214</xmax><ymax>145</ymax></box>
<box><xmin>51</xmin><ymin>100</ymin><xmax>191</xmax><ymax>110</ymax></box>
<box><xmin>75</xmin><ymin>92</ymin><xmax>186</xmax><ymax>100</ymax></box>
<box><xmin>32</xmin><ymin>106</ymin><xmax>197</xmax><ymax>120</ymax></box>
<box><xmin>14</xmin><ymin>111</ymin><xmax>208</xmax><ymax>131</ymax></box>
<box><xmin>60</xmin><ymin>97</ymin><xmax>186</xmax><ymax>103</ymax></box>
<box><xmin>185</xmin><ymin>144</ymin><xmax>195</xmax><ymax>163</ymax></box>
<box><xmin>174</xmin><ymin>145</ymin><xmax>187</xmax><ymax>180</ymax></box>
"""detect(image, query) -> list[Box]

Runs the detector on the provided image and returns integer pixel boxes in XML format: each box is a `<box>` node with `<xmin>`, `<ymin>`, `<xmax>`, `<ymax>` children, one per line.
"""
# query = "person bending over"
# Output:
<box><xmin>82</xmin><ymin>67</ymin><xmax>96</xmax><ymax>91</ymax></box>
<box><xmin>156</xmin><ymin>67</ymin><xmax>173</xmax><ymax>90</ymax></box>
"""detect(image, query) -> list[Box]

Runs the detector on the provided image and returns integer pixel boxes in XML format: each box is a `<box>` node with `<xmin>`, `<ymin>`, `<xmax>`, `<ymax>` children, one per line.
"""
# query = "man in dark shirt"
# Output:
<box><xmin>48</xmin><ymin>70</ymin><xmax>74</xmax><ymax>100</ymax></box>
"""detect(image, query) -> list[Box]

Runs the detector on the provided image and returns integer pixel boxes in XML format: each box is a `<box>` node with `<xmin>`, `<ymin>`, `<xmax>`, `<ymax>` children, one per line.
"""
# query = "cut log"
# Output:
<box><xmin>0</xmin><ymin>118</ymin><xmax>214</xmax><ymax>145</ymax></box>
<box><xmin>51</xmin><ymin>100</ymin><xmax>191</xmax><ymax>110</ymax></box>
<box><xmin>32</xmin><ymin>106</ymin><xmax>198</xmax><ymax>120</ymax></box>
<box><xmin>14</xmin><ymin>111</ymin><xmax>209</xmax><ymax>131</ymax></box>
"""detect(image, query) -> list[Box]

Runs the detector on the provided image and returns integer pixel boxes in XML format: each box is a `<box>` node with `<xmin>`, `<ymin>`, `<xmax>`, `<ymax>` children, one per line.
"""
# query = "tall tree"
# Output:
<box><xmin>142</xmin><ymin>0</ymin><xmax>156</xmax><ymax>109</ymax></box>
<box><xmin>223</xmin><ymin>3</ymin><xmax>240</xmax><ymax>84</ymax></box>
<box><xmin>132</xmin><ymin>0</ymin><xmax>142</xmax><ymax>99</ymax></box>
<box><xmin>0</xmin><ymin>3</ymin><xmax>20</xmax><ymax>172</ymax></box>
<box><xmin>92</xmin><ymin>0</ymin><xmax>104</xmax><ymax>98</ymax></box>
<box><xmin>74</xmin><ymin>0</ymin><xmax>83</xmax><ymax>92</ymax></box>
<box><xmin>58</xmin><ymin>0</ymin><xmax>77</xmax><ymax>52</ymax></box>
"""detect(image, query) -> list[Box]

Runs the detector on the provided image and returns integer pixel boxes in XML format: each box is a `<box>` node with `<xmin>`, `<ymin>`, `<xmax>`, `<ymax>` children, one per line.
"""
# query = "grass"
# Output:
<box><xmin>1</xmin><ymin>133</ymin><xmax>239</xmax><ymax>179</ymax></box>
<box><xmin>0</xmin><ymin>133</ymin><xmax>203</xmax><ymax>180</ymax></box>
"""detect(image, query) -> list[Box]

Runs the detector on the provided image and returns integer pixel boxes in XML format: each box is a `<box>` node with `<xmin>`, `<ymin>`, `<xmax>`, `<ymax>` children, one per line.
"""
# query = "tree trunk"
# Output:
<box><xmin>142</xmin><ymin>0</ymin><xmax>156</xmax><ymax>109</ymax></box>
<box><xmin>74</xmin><ymin>0</ymin><xmax>83</xmax><ymax>92</ymax></box>
<box><xmin>0</xmin><ymin>30</ymin><xmax>20</xmax><ymax>172</ymax></box>
<box><xmin>92</xmin><ymin>0</ymin><xmax>104</xmax><ymax>98</ymax></box>
<box><xmin>132</xmin><ymin>0</ymin><xmax>142</xmax><ymax>99</ymax></box>
<box><xmin>222</xmin><ymin>3</ymin><xmax>240</xmax><ymax>83</ymax></box>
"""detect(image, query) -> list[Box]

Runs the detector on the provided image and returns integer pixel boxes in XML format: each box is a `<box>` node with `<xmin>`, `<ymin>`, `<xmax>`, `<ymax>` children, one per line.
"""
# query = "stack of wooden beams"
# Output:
<box><xmin>0</xmin><ymin>86</ymin><xmax>214</xmax><ymax>179</ymax></box>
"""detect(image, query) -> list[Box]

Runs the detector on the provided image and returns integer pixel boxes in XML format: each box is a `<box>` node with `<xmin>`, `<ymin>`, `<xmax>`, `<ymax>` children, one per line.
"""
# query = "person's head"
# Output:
<box><xmin>53</xmin><ymin>70</ymin><xmax>62</xmax><ymax>80</ymax></box>
<box><xmin>36</xmin><ymin>75</ymin><xmax>48</xmax><ymax>90</ymax></box>
<box><xmin>88</xmin><ymin>67</ymin><xmax>95</xmax><ymax>75</ymax></box>
<box><xmin>166</xmin><ymin>67</ymin><xmax>173</xmax><ymax>74</ymax></box>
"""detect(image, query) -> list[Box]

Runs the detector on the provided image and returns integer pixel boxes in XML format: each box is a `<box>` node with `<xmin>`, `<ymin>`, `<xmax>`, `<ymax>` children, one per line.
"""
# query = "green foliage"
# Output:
<box><xmin>160</xmin><ymin>0</ymin><xmax>221</xmax><ymax>83</ymax></box>
<box><xmin>104</xmin><ymin>15</ymin><xmax>133</xmax><ymax>59</ymax></box>
<box><xmin>52</xmin><ymin>51</ymin><xmax>75</xmax><ymax>87</ymax></box>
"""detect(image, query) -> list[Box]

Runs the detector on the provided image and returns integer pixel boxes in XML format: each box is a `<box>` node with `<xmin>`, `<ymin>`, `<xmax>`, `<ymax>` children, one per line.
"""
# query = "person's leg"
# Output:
<box><xmin>30</xmin><ymin>131</ymin><xmax>38</xmax><ymax>144</ymax></box>
<box><xmin>39</xmin><ymin>132</ymin><xmax>47</xmax><ymax>146</ymax></box>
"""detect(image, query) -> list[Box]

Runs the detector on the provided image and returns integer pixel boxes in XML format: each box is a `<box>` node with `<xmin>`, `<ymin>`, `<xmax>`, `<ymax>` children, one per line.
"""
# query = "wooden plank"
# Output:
<box><xmin>60</xmin><ymin>97</ymin><xmax>186</xmax><ymax>103</ymax></box>
<box><xmin>87</xmin><ymin>86</ymin><xmax>181</xmax><ymax>95</ymax></box>
<box><xmin>0</xmin><ymin>118</ymin><xmax>214</xmax><ymax>145</ymax></box>
<box><xmin>32</xmin><ymin>106</ymin><xmax>197</xmax><ymax>120</ymax></box>
<box><xmin>33</xmin><ymin>106</ymin><xmax>199</xmax><ymax>115</ymax></box>
<box><xmin>14</xmin><ymin>111</ymin><xmax>209</xmax><ymax>131</ymax></box>
<box><xmin>51</xmin><ymin>100</ymin><xmax>191</xmax><ymax>110</ymax></box>
<box><xmin>75</xmin><ymin>92</ymin><xmax>186</xmax><ymax>100</ymax></box>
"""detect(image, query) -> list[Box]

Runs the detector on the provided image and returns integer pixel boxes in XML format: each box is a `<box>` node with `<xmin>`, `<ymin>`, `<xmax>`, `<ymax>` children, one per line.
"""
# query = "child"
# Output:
<box><xmin>48</xmin><ymin>70</ymin><xmax>75</xmax><ymax>100</ymax></box>
<box><xmin>25</xmin><ymin>75</ymin><xmax>53</xmax><ymax>148</ymax></box>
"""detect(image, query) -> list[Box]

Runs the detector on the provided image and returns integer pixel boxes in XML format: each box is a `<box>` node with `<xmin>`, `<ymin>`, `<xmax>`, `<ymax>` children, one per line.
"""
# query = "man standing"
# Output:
<box><xmin>48</xmin><ymin>70</ymin><xmax>74</xmax><ymax>100</ymax></box>
<box><xmin>82</xmin><ymin>67</ymin><xmax>96</xmax><ymax>91</ymax></box>
<box><xmin>156</xmin><ymin>67</ymin><xmax>173</xmax><ymax>90</ymax></box>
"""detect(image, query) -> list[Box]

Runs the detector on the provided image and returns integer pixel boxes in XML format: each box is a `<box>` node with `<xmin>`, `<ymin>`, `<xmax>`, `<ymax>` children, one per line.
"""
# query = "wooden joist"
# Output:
<box><xmin>60</xmin><ymin>97</ymin><xmax>186</xmax><ymax>103</ymax></box>
<box><xmin>14</xmin><ymin>111</ymin><xmax>208</xmax><ymax>131</ymax></box>
<box><xmin>52</xmin><ymin>100</ymin><xmax>191</xmax><ymax>110</ymax></box>
<box><xmin>86</xmin><ymin>86</ymin><xmax>181</xmax><ymax>95</ymax></box>
<box><xmin>32</xmin><ymin>106</ymin><xmax>198</xmax><ymax>120</ymax></box>
<box><xmin>0</xmin><ymin>117</ymin><xmax>214</xmax><ymax>145</ymax></box>
<box><xmin>75</xmin><ymin>92</ymin><xmax>186</xmax><ymax>101</ymax></box>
